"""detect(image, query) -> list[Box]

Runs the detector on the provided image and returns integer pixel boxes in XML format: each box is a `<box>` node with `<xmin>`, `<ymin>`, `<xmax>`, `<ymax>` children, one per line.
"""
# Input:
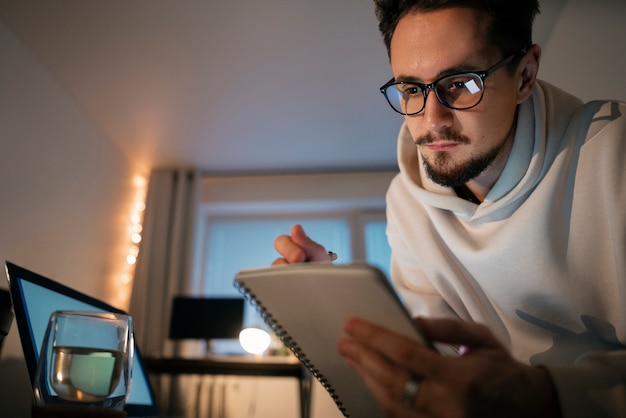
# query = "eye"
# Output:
<box><xmin>439</xmin><ymin>75</ymin><xmax>479</xmax><ymax>94</ymax></box>
<box><xmin>449</xmin><ymin>81</ymin><xmax>467</xmax><ymax>91</ymax></box>
<box><xmin>397</xmin><ymin>84</ymin><xmax>423</xmax><ymax>96</ymax></box>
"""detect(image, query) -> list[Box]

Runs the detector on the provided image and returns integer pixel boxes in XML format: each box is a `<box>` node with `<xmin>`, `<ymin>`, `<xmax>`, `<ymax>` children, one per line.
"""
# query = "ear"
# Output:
<box><xmin>516</xmin><ymin>44</ymin><xmax>542</xmax><ymax>104</ymax></box>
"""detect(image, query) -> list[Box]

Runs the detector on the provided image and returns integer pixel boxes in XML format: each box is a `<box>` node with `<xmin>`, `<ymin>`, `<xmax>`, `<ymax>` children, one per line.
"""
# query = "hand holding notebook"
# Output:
<box><xmin>234</xmin><ymin>262</ymin><xmax>433</xmax><ymax>418</ymax></box>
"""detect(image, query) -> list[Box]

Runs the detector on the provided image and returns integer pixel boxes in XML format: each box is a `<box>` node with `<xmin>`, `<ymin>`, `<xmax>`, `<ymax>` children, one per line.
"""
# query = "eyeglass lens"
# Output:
<box><xmin>385</xmin><ymin>73</ymin><xmax>485</xmax><ymax>115</ymax></box>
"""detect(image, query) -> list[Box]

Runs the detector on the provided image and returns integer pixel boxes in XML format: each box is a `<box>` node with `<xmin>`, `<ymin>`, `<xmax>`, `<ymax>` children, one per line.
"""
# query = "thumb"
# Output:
<box><xmin>291</xmin><ymin>224</ymin><xmax>330</xmax><ymax>262</ymax></box>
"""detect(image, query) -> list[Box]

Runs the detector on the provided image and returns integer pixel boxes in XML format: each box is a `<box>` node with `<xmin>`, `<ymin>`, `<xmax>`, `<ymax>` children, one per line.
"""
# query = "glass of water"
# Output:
<box><xmin>34</xmin><ymin>310</ymin><xmax>134</xmax><ymax>411</ymax></box>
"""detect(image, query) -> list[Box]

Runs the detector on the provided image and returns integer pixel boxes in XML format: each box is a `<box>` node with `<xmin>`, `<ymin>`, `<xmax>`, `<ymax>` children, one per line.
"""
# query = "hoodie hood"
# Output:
<box><xmin>396</xmin><ymin>80</ymin><xmax>584</xmax><ymax>222</ymax></box>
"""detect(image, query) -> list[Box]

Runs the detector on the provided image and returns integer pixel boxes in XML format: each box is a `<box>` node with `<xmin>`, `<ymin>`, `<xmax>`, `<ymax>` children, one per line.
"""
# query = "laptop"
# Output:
<box><xmin>5</xmin><ymin>261</ymin><xmax>160</xmax><ymax>417</ymax></box>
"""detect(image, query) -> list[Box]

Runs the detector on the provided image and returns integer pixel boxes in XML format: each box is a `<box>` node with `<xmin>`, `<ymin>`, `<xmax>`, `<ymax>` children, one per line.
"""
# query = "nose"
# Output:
<box><xmin>421</xmin><ymin>88</ymin><xmax>453</xmax><ymax>132</ymax></box>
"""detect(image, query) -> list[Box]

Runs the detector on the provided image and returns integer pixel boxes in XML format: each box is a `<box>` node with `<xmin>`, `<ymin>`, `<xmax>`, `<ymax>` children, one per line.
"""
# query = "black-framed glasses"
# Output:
<box><xmin>379</xmin><ymin>53</ymin><xmax>519</xmax><ymax>116</ymax></box>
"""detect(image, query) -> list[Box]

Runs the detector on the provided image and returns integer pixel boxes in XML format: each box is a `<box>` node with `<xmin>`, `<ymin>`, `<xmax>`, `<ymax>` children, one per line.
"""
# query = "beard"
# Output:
<box><xmin>417</xmin><ymin>131</ymin><xmax>506</xmax><ymax>188</ymax></box>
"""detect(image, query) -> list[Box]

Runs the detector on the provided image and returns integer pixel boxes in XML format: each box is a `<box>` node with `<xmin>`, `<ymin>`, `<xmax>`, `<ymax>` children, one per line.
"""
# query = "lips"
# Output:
<box><xmin>423</xmin><ymin>140</ymin><xmax>461</xmax><ymax>151</ymax></box>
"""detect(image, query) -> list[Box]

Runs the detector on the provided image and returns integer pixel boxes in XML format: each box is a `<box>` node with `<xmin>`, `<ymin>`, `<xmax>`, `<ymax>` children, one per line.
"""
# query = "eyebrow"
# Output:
<box><xmin>394</xmin><ymin>64</ymin><xmax>482</xmax><ymax>84</ymax></box>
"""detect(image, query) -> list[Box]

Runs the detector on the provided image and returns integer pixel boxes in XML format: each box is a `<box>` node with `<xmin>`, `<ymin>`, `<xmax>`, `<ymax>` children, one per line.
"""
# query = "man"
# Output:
<box><xmin>273</xmin><ymin>1</ymin><xmax>626</xmax><ymax>417</ymax></box>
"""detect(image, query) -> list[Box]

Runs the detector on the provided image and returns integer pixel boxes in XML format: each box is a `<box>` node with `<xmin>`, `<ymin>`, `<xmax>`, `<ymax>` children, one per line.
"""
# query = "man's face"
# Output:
<box><xmin>390</xmin><ymin>8</ymin><xmax>523</xmax><ymax>187</ymax></box>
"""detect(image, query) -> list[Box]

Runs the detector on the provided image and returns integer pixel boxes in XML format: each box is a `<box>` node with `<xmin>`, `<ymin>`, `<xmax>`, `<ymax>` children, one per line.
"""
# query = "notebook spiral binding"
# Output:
<box><xmin>234</xmin><ymin>280</ymin><xmax>350</xmax><ymax>418</ymax></box>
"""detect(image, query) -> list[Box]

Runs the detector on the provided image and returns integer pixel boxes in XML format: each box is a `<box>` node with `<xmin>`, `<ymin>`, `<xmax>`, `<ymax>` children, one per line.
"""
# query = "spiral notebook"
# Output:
<box><xmin>234</xmin><ymin>263</ymin><xmax>433</xmax><ymax>418</ymax></box>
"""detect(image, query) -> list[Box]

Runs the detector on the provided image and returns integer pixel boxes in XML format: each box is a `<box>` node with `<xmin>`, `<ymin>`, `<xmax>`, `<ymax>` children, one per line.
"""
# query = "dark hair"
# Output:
<box><xmin>374</xmin><ymin>0</ymin><xmax>539</xmax><ymax>59</ymax></box>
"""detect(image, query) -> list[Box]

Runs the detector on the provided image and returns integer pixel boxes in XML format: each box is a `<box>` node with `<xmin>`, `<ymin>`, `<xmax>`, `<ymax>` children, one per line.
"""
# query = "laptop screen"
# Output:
<box><xmin>5</xmin><ymin>261</ymin><xmax>159</xmax><ymax>417</ymax></box>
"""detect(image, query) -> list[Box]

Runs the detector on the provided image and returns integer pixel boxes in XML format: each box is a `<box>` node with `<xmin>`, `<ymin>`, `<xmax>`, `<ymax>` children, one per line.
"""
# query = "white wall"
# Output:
<box><xmin>537</xmin><ymin>0</ymin><xmax>626</xmax><ymax>102</ymax></box>
<box><xmin>0</xmin><ymin>19</ymin><xmax>139</xmax><ymax>417</ymax></box>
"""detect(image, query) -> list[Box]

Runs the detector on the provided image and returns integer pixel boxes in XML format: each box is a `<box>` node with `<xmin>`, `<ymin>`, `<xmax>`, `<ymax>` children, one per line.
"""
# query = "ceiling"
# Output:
<box><xmin>0</xmin><ymin>1</ymin><xmax>569</xmax><ymax>174</ymax></box>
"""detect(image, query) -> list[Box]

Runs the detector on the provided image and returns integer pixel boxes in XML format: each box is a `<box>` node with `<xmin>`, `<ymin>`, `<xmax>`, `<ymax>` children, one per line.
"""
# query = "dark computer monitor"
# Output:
<box><xmin>6</xmin><ymin>261</ymin><xmax>159</xmax><ymax>417</ymax></box>
<box><xmin>168</xmin><ymin>296</ymin><xmax>244</xmax><ymax>340</ymax></box>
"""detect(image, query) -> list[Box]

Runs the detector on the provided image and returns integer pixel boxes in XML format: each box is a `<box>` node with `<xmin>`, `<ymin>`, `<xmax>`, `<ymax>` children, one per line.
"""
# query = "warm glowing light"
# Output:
<box><xmin>112</xmin><ymin>174</ymin><xmax>147</xmax><ymax>310</ymax></box>
<box><xmin>239</xmin><ymin>328</ymin><xmax>271</xmax><ymax>355</ymax></box>
<box><xmin>133</xmin><ymin>176</ymin><xmax>147</xmax><ymax>188</ymax></box>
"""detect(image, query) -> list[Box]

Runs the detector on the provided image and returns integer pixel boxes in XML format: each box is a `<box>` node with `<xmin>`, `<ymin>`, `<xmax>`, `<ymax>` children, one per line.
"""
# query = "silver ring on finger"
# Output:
<box><xmin>402</xmin><ymin>375</ymin><xmax>421</xmax><ymax>408</ymax></box>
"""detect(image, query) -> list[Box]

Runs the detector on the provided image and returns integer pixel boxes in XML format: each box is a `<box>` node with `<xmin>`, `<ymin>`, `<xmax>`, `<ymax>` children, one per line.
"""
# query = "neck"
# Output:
<box><xmin>464</xmin><ymin>127</ymin><xmax>516</xmax><ymax>203</ymax></box>
<box><xmin>454</xmin><ymin>184</ymin><xmax>481</xmax><ymax>204</ymax></box>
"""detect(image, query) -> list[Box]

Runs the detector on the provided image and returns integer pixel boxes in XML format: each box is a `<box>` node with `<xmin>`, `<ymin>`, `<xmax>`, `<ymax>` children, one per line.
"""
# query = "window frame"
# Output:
<box><xmin>193</xmin><ymin>206</ymin><xmax>388</xmax><ymax>294</ymax></box>
<box><xmin>189</xmin><ymin>171</ymin><xmax>398</xmax><ymax>294</ymax></box>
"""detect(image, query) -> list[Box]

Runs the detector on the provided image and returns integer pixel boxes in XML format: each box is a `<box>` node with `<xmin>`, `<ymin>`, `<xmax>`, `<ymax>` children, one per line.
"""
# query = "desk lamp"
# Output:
<box><xmin>168</xmin><ymin>296</ymin><xmax>244</xmax><ymax>354</ymax></box>
<box><xmin>238</xmin><ymin>327</ymin><xmax>271</xmax><ymax>355</ymax></box>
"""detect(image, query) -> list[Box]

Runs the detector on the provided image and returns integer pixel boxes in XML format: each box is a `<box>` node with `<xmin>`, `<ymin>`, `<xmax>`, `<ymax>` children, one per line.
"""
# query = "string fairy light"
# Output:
<box><xmin>113</xmin><ymin>175</ymin><xmax>147</xmax><ymax>309</ymax></box>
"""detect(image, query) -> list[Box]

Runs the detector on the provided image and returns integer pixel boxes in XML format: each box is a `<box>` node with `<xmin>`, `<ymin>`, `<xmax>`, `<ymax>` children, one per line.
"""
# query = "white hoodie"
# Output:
<box><xmin>386</xmin><ymin>80</ymin><xmax>626</xmax><ymax>417</ymax></box>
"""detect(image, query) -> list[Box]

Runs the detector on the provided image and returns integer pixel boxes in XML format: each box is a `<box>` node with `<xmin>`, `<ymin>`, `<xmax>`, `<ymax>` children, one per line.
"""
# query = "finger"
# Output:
<box><xmin>417</xmin><ymin>317</ymin><xmax>502</xmax><ymax>350</ymax></box>
<box><xmin>339</xmin><ymin>339</ymin><xmax>419</xmax><ymax>418</ymax></box>
<box><xmin>271</xmin><ymin>258</ymin><xmax>288</xmax><ymax>266</ymax></box>
<box><xmin>343</xmin><ymin>339</ymin><xmax>463</xmax><ymax>418</ymax></box>
<box><xmin>344</xmin><ymin>318</ymin><xmax>440</xmax><ymax>376</ymax></box>
<box><xmin>273</xmin><ymin>234</ymin><xmax>307</xmax><ymax>263</ymax></box>
<box><xmin>290</xmin><ymin>224</ymin><xmax>329</xmax><ymax>262</ymax></box>
<box><xmin>350</xmin><ymin>360</ymin><xmax>423</xmax><ymax>418</ymax></box>
<box><xmin>340</xmin><ymin>323</ymin><xmax>470</xmax><ymax>418</ymax></box>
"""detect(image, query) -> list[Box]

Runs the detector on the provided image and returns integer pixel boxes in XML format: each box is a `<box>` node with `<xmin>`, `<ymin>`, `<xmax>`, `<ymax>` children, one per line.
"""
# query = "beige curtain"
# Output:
<box><xmin>129</xmin><ymin>167</ymin><xmax>201</xmax><ymax>415</ymax></box>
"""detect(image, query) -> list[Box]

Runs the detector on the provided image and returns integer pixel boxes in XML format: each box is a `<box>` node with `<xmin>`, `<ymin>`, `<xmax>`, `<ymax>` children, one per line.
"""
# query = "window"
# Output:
<box><xmin>201</xmin><ymin>212</ymin><xmax>389</xmax><ymax>325</ymax></box>
<box><xmin>190</xmin><ymin>172</ymin><xmax>397</xmax><ymax>351</ymax></box>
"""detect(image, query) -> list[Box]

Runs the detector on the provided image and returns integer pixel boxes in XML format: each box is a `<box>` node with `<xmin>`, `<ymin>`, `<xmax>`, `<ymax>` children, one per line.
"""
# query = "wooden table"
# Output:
<box><xmin>143</xmin><ymin>355</ymin><xmax>312</xmax><ymax>418</ymax></box>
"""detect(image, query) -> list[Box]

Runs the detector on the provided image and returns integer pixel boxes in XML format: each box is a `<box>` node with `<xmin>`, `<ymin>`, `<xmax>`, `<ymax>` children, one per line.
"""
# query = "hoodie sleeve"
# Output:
<box><xmin>544</xmin><ymin>351</ymin><xmax>626</xmax><ymax>418</ymax></box>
